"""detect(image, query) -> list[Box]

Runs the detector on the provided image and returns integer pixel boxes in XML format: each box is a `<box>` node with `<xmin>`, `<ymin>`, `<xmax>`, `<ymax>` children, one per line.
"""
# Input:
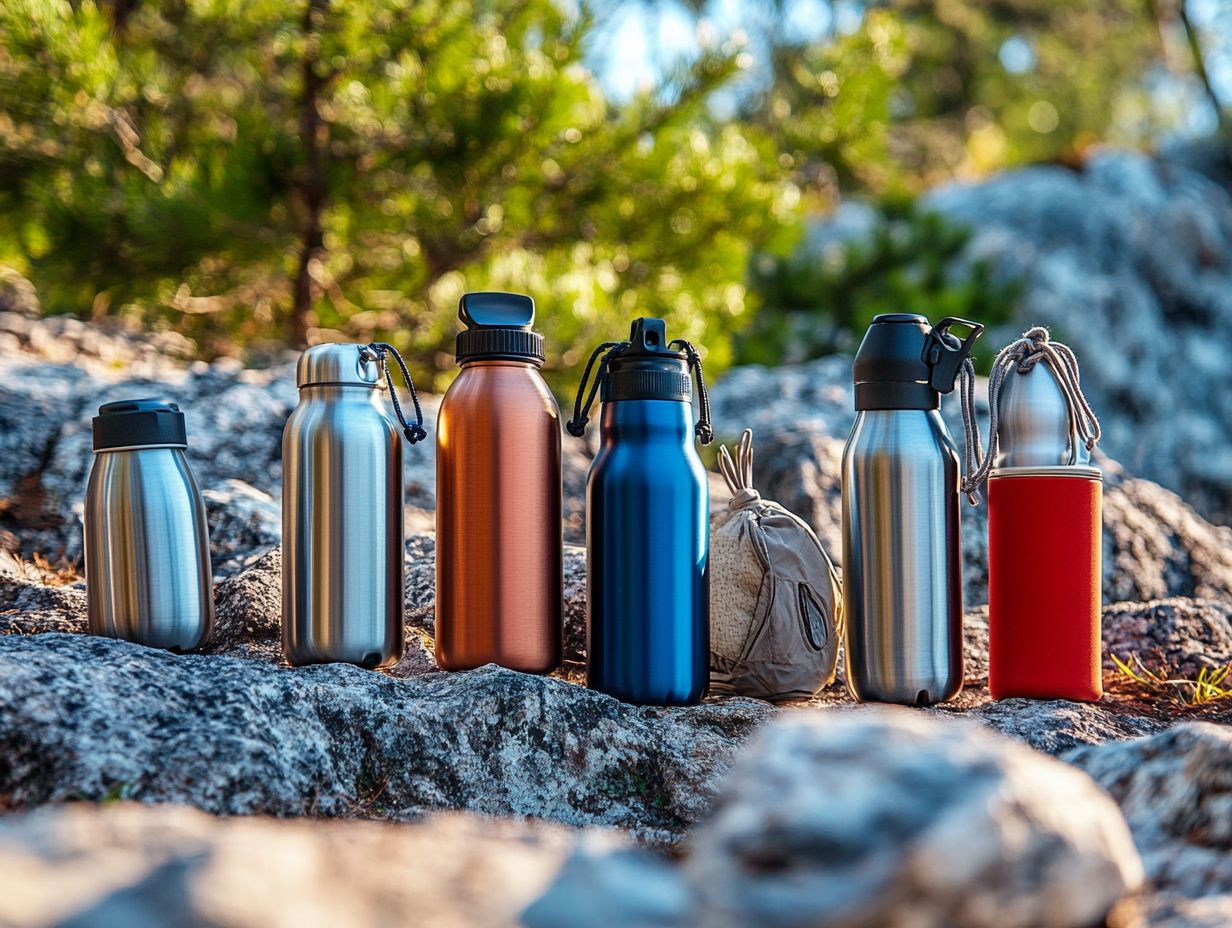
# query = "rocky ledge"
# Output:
<box><xmin>0</xmin><ymin>157</ymin><xmax>1231</xmax><ymax>925</ymax></box>
<box><xmin>1</xmin><ymin>539</ymin><xmax>1231</xmax><ymax>924</ymax></box>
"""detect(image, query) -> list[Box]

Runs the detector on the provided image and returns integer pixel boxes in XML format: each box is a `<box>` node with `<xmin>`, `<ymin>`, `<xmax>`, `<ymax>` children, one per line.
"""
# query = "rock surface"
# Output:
<box><xmin>1067</xmin><ymin>723</ymin><xmax>1232</xmax><ymax>899</ymax></box>
<box><xmin>1103</xmin><ymin>598</ymin><xmax>1232</xmax><ymax>677</ymax></box>
<box><xmin>0</xmin><ymin>632</ymin><xmax>772</xmax><ymax>845</ymax></box>
<box><xmin>0</xmin><ymin>711</ymin><xmax>1181</xmax><ymax>928</ymax></box>
<box><xmin>928</xmin><ymin>150</ymin><xmax>1232</xmax><ymax>527</ymax></box>
<box><xmin>686</xmin><ymin>710</ymin><xmax>1144</xmax><ymax>928</ymax></box>
<box><xmin>0</xmin><ymin>802</ymin><xmax>606</xmax><ymax>928</ymax></box>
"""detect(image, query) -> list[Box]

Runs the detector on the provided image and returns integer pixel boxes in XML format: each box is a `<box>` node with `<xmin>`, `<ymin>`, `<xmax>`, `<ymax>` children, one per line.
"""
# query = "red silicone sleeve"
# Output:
<box><xmin>987</xmin><ymin>473</ymin><xmax>1103</xmax><ymax>702</ymax></box>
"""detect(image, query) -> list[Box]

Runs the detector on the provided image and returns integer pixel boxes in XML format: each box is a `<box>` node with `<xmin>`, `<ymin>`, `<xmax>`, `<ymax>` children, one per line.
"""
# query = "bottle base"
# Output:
<box><xmin>283</xmin><ymin>647</ymin><xmax>401</xmax><ymax>671</ymax></box>
<box><xmin>587</xmin><ymin>677</ymin><xmax>708</xmax><ymax>707</ymax></box>
<box><xmin>436</xmin><ymin>652</ymin><xmax>561</xmax><ymax>675</ymax></box>
<box><xmin>845</xmin><ymin>680</ymin><xmax>964</xmax><ymax>707</ymax></box>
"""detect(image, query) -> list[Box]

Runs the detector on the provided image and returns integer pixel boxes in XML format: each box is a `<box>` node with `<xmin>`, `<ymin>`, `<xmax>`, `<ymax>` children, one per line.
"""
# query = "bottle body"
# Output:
<box><xmin>988</xmin><ymin>469</ymin><xmax>1102</xmax><ymax>701</ymax></box>
<box><xmin>435</xmin><ymin>361</ymin><xmax>562</xmax><ymax>673</ymax></box>
<box><xmin>282</xmin><ymin>385</ymin><xmax>404</xmax><ymax>668</ymax></box>
<box><xmin>587</xmin><ymin>399</ymin><xmax>709</xmax><ymax>706</ymax></box>
<box><xmin>841</xmin><ymin>409</ymin><xmax>963</xmax><ymax>705</ymax></box>
<box><xmin>85</xmin><ymin>447</ymin><xmax>213</xmax><ymax>651</ymax></box>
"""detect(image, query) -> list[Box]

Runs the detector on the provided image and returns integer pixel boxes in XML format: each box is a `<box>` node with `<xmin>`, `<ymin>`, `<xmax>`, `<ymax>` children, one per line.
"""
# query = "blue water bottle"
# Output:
<box><xmin>566</xmin><ymin>318</ymin><xmax>713</xmax><ymax>706</ymax></box>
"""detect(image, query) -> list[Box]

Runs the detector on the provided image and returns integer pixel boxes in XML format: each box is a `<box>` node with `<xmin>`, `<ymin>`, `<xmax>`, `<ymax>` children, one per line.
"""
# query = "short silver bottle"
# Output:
<box><xmin>85</xmin><ymin>399</ymin><xmax>214</xmax><ymax>651</ymax></box>
<box><xmin>841</xmin><ymin>314</ymin><xmax>982</xmax><ymax>706</ymax></box>
<box><xmin>283</xmin><ymin>343</ymin><xmax>426</xmax><ymax>668</ymax></box>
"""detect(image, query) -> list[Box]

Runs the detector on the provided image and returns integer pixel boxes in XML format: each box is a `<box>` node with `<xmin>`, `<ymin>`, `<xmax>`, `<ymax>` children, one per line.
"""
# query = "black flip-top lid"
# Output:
<box><xmin>603</xmin><ymin>318</ymin><xmax>692</xmax><ymax>403</ymax></box>
<box><xmin>853</xmin><ymin>314</ymin><xmax>983</xmax><ymax>410</ymax></box>
<box><xmin>455</xmin><ymin>291</ymin><xmax>545</xmax><ymax>365</ymax></box>
<box><xmin>92</xmin><ymin>399</ymin><xmax>188</xmax><ymax>452</ymax></box>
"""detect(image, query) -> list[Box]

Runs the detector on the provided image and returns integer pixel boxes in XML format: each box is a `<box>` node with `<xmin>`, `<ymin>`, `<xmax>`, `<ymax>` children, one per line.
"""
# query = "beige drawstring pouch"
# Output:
<box><xmin>710</xmin><ymin>430</ymin><xmax>841</xmax><ymax>702</ymax></box>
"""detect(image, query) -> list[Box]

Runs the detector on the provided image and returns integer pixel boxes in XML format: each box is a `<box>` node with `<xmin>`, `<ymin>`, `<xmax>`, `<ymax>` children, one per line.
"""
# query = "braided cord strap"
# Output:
<box><xmin>366</xmin><ymin>342</ymin><xmax>428</xmax><ymax>444</ymax></box>
<box><xmin>959</xmin><ymin>326</ymin><xmax>1101</xmax><ymax>504</ymax></box>
<box><xmin>565</xmin><ymin>341</ymin><xmax>627</xmax><ymax>438</ymax></box>
<box><xmin>670</xmin><ymin>339</ymin><xmax>714</xmax><ymax>445</ymax></box>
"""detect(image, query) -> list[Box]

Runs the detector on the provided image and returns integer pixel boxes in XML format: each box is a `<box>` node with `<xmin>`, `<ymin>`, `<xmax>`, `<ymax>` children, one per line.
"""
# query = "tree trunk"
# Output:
<box><xmin>290</xmin><ymin>0</ymin><xmax>329</xmax><ymax>348</ymax></box>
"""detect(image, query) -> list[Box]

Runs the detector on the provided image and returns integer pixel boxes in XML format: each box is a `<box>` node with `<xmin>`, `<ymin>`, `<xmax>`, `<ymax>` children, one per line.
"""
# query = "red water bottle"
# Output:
<box><xmin>964</xmin><ymin>329</ymin><xmax>1103</xmax><ymax>701</ymax></box>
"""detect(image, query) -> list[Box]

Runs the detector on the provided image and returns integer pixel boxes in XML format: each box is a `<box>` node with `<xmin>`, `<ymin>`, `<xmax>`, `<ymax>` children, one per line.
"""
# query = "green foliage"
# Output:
<box><xmin>744</xmin><ymin>1</ymin><xmax>1164</xmax><ymax>201</ymax></box>
<box><xmin>736</xmin><ymin>202</ymin><xmax>1020</xmax><ymax>368</ymax></box>
<box><xmin>0</xmin><ymin>0</ymin><xmax>1220</xmax><ymax>379</ymax></box>
<box><xmin>0</xmin><ymin>0</ymin><xmax>797</xmax><ymax>388</ymax></box>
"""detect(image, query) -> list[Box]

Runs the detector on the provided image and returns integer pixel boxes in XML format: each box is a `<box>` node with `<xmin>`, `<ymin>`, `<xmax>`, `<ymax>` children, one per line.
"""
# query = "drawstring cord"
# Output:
<box><xmin>565</xmin><ymin>341</ymin><xmax>627</xmax><ymax>437</ymax></box>
<box><xmin>959</xmin><ymin>326</ymin><xmax>1100</xmax><ymax>504</ymax></box>
<box><xmin>718</xmin><ymin>428</ymin><xmax>761</xmax><ymax>509</ymax></box>
<box><xmin>365</xmin><ymin>342</ymin><xmax>428</xmax><ymax>444</ymax></box>
<box><xmin>718</xmin><ymin>428</ymin><xmax>755</xmax><ymax>496</ymax></box>
<box><xmin>670</xmin><ymin>338</ymin><xmax>714</xmax><ymax>445</ymax></box>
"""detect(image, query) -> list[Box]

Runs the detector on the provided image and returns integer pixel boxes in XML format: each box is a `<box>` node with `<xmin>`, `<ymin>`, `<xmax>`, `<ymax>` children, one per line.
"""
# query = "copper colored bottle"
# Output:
<box><xmin>435</xmin><ymin>291</ymin><xmax>563</xmax><ymax>673</ymax></box>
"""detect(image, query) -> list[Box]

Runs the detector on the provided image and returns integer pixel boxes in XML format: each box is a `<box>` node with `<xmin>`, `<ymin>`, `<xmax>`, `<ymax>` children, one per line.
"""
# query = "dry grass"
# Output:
<box><xmin>1111</xmin><ymin>652</ymin><xmax>1232</xmax><ymax>708</ymax></box>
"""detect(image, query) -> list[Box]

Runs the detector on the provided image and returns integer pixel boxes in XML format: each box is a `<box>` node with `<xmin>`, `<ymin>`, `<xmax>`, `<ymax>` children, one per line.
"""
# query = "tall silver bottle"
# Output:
<box><xmin>841</xmin><ymin>314</ymin><xmax>982</xmax><ymax>705</ymax></box>
<box><xmin>283</xmin><ymin>343</ymin><xmax>426</xmax><ymax>668</ymax></box>
<box><xmin>85</xmin><ymin>399</ymin><xmax>214</xmax><ymax>651</ymax></box>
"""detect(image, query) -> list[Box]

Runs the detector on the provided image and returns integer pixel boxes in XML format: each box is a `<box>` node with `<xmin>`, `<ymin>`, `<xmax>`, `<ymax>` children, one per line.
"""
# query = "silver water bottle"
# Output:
<box><xmin>85</xmin><ymin>399</ymin><xmax>214</xmax><ymax>651</ymax></box>
<box><xmin>841</xmin><ymin>314</ymin><xmax>982</xmax><ymax>705</ymax></box>
<box><xmin>282</xmin><ymin>343</ymin><xmax>427</xmax><ymax>668</ymax></box>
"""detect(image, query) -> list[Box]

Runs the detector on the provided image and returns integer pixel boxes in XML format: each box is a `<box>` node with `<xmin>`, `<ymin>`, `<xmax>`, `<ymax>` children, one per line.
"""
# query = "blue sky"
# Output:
<box><xmin>586</xmin><ymin>0</ymin><xmax>1232</xmax><ymax>139</ymax></box>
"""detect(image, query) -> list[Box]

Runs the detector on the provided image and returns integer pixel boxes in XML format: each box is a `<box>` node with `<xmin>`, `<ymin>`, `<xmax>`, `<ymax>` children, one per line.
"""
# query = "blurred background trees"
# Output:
<box><xmin>0</xmin><ymin>0</ymin><xmax>1228</xmax><ymax>386</ymax></box>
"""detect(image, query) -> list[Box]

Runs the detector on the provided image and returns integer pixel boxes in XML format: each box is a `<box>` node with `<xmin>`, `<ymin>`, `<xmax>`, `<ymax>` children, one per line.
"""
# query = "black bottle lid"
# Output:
<box><xmin>853</xmin><ymin>314</ymin><xmax>983</xmax><ymax>411</ymax></box>
<box><xmin>92</xmin><ymin>399</ymin><xmax>188</xmax><ymax>452</ymax></box>
<box><xmin>603</xmin><ymin>318</ymin><xmax>692</xmax><ymax>402</ymax></box>
<box><xmin>455</xmin><ymin>291</ymin><xmax>545</xmax><ymax>366</ymax></box>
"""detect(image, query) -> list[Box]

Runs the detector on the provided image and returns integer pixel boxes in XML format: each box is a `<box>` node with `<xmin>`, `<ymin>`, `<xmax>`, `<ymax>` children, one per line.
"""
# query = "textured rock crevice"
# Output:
<box><xmin>0</xmin><ymin>632</ymin><xmax>772</xmax><ymax>845</ymax></box>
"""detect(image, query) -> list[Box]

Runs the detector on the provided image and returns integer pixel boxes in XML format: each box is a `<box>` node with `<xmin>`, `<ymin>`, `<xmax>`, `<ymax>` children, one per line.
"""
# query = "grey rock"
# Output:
<box><xmin>403</xmin><ymin>532</ymin><xmax>437</xmax><ymax>632</ymax></box>
<box><xmin>209</xmin><ymin>546</ymin><xmax>282</xmax><ymax>662</ymax></box>
<box><xmin>958</xmin><ymin>699</ymin><xmax>1167</xmax><ymax>755</ymax></box>
<box><xmin>0</xmin><ymin>632</ymin><xmax>773</xmax><ymax>844</ymax></box>
<box><xmin>708</xmin><ymin>355</ymin><xmax>854</xmax><ymax>440</ymax></box>
<box><xmin>524</xmin><ymin>845</ymin><xmax>692</xmax><ymax>928</ymax></box>
<box><xmin>1067</xmin><ymin>723</ymin><xmax>1232</xmax><ymax>899</ymax></box>
<box><xmin>759</xmin><ymin>150</ymin><xmax>1232</xmax><ymax>527</ymax></box>
<box><xmin>0</xmin><ymin>549</ymin><xmax>85</xmax><ymax>635</ymax></box>
<box><xmin>1144</xmin><ymin>894</ymin><xmax>1232</xmax><ymax>928</ymax></box>
<box><xmin>201</xmin><ymin>479</ymin><xmax>281</xmax><ymax>572</ymax></box>
<box><xmin>925</xmin><ymin>150</ymin><xmax>1232</xmax><ymax>526</ymax></box>
<box><xmin>0</xmin><ymin>802</ymin><xmax>607</xmax><ymax>928</ymax></box>
<box><xmin>1102</xmin><ymin>598</ymin><xmax>1232</xmax><ymax>677</ymax></box>
<box><xmin>684</xmin><ymin>708</ymin><xmax>1144</xmax><ymax>928</ymax></box>
<box><xmin>563</xmin><ymin>542</ymin><xmax>587</xmax><ymax>666</ymax></box>
<box><xmin>1102</xmin><ymin>475</ymin><xmax>1232</xmax><ymax>604</ymax></box>
<box><xmin>387</xmin><ymin>633</ymin><xmax>438</xmax><ymax>678</ymax></box>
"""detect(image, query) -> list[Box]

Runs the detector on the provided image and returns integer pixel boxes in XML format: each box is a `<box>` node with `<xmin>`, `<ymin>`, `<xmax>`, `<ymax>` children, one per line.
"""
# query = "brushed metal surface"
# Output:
<box><xmin>995</xmin><ymin>363</ymin><xmax>1088</xmax><ymax>468</ymax></box>
<box><xmin>85</xmin><ymin>447</ymin><xmax>214</xmax><ymax>650</ymax></box>
<box><xmin>841</xmin><ymin>409</ymin><xmax>963</xmax><ymax>705</ymax></box>
<box><xmin>297</xmin><ymin>342</ymin><xmax>383</xmax><ymax>388</ymax></box>
<box><xmin>435</xmin><ymin>360</ymin><xmax>562</xmax><ymax>673</ymax></box>
<box><xmin>585</xmin><ymin>399</ymin><xmax>709</xmax><ymax>706</ymax></box>
<box><xmin>282</xmin><ymin>377</ymin><xmax>404</xmax><ymax>668</ymax></box>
